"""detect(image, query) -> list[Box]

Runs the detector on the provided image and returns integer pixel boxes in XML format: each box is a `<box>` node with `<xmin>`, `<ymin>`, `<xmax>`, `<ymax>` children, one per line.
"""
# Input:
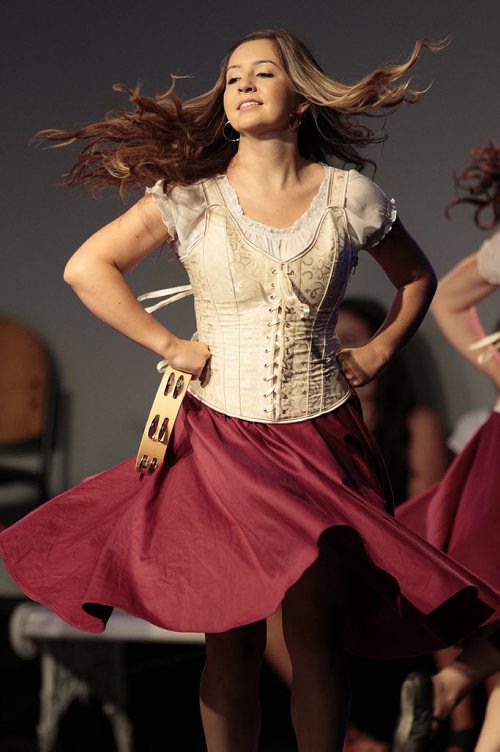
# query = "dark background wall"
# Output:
<box><xmin>2</xmin><ymin>0</ymin><xmax>499</xmax><ymax>487</ymax></box>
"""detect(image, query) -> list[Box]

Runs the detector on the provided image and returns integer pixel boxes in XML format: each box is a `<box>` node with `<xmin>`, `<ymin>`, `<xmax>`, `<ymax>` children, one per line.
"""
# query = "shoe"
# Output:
<box><xmin>393</xmin><ymin>672</ymin><xmax>436</xmax><ymax>751</ymax></box>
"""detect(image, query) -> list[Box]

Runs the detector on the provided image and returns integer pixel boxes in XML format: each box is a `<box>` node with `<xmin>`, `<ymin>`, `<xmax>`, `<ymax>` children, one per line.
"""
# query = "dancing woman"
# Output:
<box><xmin>0</xmin><ymin>31</ymin><xmax>499</xmax><ymax>752</ymax></box>
<box><xmin>395</xmin><ymin>141</ymin><xmax>500</xmax><ymax>752</ymax></box>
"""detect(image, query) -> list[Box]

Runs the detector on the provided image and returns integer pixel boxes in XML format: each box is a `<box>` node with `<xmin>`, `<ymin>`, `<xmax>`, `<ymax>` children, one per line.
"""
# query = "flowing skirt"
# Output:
<box><xmin>397</xmin><ymin>411</ymin><xmax>500</xmax><ymax>590</ymax></box>
<box><xmin>0</xmin><ymin>395</ymin><xmax>498</xmax><ymax>658</ymax></box>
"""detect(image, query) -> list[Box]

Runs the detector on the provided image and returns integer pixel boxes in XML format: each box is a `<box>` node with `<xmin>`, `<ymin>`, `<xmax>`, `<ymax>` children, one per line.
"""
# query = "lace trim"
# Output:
<box><xmin>217</xmin><ymin>164</ymin><xmax>329</xmax><ymax>239</ymax></box>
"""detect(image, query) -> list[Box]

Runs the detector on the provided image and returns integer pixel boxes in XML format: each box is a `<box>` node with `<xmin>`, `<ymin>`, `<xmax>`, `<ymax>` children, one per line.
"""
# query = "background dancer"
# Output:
<box><xmin>396</xmin><ymin>141</ymin><xmax>500</xmax><ymax>752</ymax></box>
<box><xmin>0</xmin><ymin>31</ymin><xmax>499</xmax><ymax>752</ymax></box>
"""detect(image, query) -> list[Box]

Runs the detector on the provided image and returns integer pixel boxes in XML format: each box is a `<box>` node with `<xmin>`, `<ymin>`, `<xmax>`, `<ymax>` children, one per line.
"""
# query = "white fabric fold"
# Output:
<box><xmin>146</xmin><ymin>166</ymin><xmax>397</xmax><ymax>262</ymax></box>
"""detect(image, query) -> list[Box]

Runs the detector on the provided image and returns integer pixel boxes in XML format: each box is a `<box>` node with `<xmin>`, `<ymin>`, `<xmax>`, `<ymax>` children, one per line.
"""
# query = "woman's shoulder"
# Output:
<box><xmin>344</xmin><ymin>169</ymin><xmax>389</xmax><ymax>208</ymax></box>
<box><xmin>341</xmin><ymin>169</ymin><xmax>397</xmax><ymax>248</ymax></box>
<box><xmin>145</xmin><ymin>179</ymin><xmax>210</xmax><ymax>251</ymax></box>
<box><xmin>477</xmin><ymin>228</ymin><xmax>500</xmax><ymax>285</ymax></box>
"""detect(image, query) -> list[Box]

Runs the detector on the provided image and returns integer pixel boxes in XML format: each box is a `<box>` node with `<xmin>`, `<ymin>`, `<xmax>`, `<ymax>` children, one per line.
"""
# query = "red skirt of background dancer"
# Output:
<box><xmin>397</xmin><ymin>411</ymin><xmax>500</xmax><ymax>590</ymax></box>
<box><xmin>0</xmin><ymin>395</ymin><xmax>498</xmax><ymax>658</ymax></box>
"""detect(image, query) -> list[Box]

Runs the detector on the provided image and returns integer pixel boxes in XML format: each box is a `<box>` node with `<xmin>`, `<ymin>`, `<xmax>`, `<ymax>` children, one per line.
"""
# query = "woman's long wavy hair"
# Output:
<box><xmin>446</xmin><ymin>141</ymin><xmax>500</xmax><ymax>229</ymax></box>
<box><xmin>34</xmin><ymin>29</ymin><xmax>440</xmax><ymax>194</ymax></box>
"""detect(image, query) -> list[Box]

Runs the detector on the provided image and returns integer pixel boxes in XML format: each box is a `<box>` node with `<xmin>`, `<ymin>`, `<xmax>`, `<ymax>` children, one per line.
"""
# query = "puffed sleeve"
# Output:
<box><xmin>477</xmin><ymin>229</ymin><xmax>500</xmax><ymax>285</ymax></box>
<box><xmin>145</xmin><ymin>180</ymin><xmax>177</xmax><ymax>243</ymax></box>
<box><xmin>145</xmin><ymin>180</ymin><xmax>208</xmax><ymax>258</ymax></box>
<box><xmin>345</xmin><ymin>170</ymin><xmax>397</xmax><ymax>250</ymax></box>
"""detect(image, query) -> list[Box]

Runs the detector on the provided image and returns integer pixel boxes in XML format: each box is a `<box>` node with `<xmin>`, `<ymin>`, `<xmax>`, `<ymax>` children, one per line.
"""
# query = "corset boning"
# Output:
<box><xmin>184</xmin><ymin>205</ymin><xmax>354</xmax><ymax>423</ymax></box>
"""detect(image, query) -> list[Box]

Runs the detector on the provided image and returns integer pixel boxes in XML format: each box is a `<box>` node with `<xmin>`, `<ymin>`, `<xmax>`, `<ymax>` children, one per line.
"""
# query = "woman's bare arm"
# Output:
<box><xmin>430</xmin><ymin>252</ymin><xmax>500</xmax><ymax>389</ymax></box>
<box><xmin>338</xmin><ymin>218</ymin><xmax>437</xmax><ymax>386</ymax></box>
<box><xmin>63</xmin><ymin>195</ymin><xmax>210</xmax><ymax>376</ymax></box>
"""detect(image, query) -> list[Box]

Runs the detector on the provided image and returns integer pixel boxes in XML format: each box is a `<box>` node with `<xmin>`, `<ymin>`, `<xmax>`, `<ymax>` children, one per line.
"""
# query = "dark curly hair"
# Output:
<box><xmin>447</xmin><ymin>141</ymin><xmax>500</xmax><ymax>229</ymax></box>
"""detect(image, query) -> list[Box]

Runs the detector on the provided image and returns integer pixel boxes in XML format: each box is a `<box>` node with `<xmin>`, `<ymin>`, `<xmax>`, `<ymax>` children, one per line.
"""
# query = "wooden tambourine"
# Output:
<box><xmin>136</xmin><ymin>366</ymin><xmax>192</xmax><ymax>478</ymax></box>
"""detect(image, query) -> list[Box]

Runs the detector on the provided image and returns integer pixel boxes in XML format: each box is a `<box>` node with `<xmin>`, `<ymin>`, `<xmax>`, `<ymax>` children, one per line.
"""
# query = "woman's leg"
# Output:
<box><xmin>395</xmin><ymin>623</ymin><xmax>500</xmax><ymax>751</ymax></box>
<box><xmin>200</xmin><ymin>620</ymin><xmax>266</xmax><ymax>752</ymax></box>
<box><xmin>433</xmin><ymin>624</ymin><xmax>500</xmax><ymax>720</ymax></box>
<box><xmin>434</xmin><ymin>646</ymin><xmax>476</xmax><ymax>750</ymax></box>
<box><xmin>282</xmin><ymin>537</ymin><xmax>351</xmax><ymax>752</ymax></box>
<box><xmin>475</xmin><ymin>671</ymin><xmax>500</xmax><ymax>752</ymax></box>
<box><xmin>265</xmin><ymin>606</ymin><xmax>293</xmax><ymax>686</ymax></box>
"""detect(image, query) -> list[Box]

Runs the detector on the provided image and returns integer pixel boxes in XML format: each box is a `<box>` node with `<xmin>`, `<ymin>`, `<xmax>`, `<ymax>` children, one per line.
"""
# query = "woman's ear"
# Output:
<box><xmin>297</xmin><ymin>99</ymin><xmax>311</xmax><ymax>115</ymax></box>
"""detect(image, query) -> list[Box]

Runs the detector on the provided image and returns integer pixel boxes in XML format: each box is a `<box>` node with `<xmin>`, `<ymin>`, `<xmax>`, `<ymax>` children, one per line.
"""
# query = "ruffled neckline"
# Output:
<box><xmin>216</xmin><ymin>164</ymin><xmax>329</xmax><ymax>239</ymax></box>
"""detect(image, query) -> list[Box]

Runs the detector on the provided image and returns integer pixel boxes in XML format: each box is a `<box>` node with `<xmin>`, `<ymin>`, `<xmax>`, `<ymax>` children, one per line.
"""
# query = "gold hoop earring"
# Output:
<box><xmin>223</xmin><ymin>121</ymin><xmax>240</xmax><ymax>142</ymax></box>
<box><xmin>288</xmin><ymin>112</ymin><xmax>302</xmax><ymax>133</ymax></box>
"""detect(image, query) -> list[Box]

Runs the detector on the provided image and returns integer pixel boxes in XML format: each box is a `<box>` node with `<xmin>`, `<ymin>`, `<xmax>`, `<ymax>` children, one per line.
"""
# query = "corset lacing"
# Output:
<box><xmin>263</xmin><ymin>266</ymin><xmax>310</xmax><ymax>416</ymax></box>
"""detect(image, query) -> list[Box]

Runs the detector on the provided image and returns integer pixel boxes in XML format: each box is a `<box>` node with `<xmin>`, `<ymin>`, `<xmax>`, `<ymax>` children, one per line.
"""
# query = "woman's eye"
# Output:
<box><xmin>257</xmin><ymin>72</ymin><xmax>273</xmax><ymax>78</ymax></box>
<box><xmin>227</xmin><ymin>77</ymin><xmax>239</xmax><ymax>85</ymax></box>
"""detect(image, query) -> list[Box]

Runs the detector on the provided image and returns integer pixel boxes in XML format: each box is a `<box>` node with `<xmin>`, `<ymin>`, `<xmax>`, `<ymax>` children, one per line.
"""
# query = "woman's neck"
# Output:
<box><xmin>227</xmin><ymin>137</ymin><xmax>313</xmax><ymax>190</ymax></box>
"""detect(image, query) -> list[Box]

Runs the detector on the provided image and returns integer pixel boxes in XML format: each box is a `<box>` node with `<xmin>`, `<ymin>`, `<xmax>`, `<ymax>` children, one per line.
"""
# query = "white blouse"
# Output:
<box><xmin>147</xmin><ymin>166</ymin><xmax>396</xmax><ymax>261</ymax></box>
<box><xmin>475</xmin><ymin>228</ymin><xmax>500</xmax><ymax>412</ymax></box>
<box><xmin>477</xmin><ymin>228</ymin><xmax>500</xmax><ymax>285</ymax></box>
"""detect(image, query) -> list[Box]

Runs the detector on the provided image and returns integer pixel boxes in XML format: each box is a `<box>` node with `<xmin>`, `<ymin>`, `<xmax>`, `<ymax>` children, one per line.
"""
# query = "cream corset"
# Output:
<box><xmin>141</xmin><ymin>167</ymin><xmax>361</xmax><ymax>423</ymax></box>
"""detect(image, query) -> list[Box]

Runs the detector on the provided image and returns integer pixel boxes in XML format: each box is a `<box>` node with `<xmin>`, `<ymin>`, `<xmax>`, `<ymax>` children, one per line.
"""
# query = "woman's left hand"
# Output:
<box><xmin>337</xmin><ymin>343</ymin><xmax>388</xmax><ymax>387</ymax></box>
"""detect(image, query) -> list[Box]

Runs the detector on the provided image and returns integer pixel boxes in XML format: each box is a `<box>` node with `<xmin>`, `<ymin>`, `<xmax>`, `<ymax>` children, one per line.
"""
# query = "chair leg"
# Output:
<box><xmin>37</xmin><ymin>647</ymin><xmax>91</xmax><ymax>752</ymax></box>
<box><xmin>103</xmin><ymin>701</ymin><xmax>133</xmax><ymax>752</ymax></box>
<box><xmin>36</xmin><ymin>641</ymin><xmax>133</xmax><ymax>752</ymax></box>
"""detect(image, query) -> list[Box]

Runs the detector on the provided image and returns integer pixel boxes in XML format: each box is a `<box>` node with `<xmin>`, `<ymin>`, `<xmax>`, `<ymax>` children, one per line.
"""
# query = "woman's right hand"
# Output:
<box><xmin>163</xmin><ymin>337</ymin><xmax>211</xmax><ymax>379</ymax></box>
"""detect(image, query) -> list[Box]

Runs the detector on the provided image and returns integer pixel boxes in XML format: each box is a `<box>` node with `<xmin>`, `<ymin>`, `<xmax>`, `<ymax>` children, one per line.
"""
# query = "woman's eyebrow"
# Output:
<box><xmin>226</xmin><ymin>59</ymin><xmax>280</xmax><ymax>71</ymax></box>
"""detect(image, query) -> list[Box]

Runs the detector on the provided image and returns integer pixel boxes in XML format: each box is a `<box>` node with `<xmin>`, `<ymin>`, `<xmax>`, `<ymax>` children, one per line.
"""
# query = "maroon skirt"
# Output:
<box><xmin>397</xmin><ymin>411</ymin><xmax>500</xmax><ymax>590</ymax></box>
<box><xmin>0</xmin><ymin>395</ymin><xmax>498</xmax><ymax>658</ymax></box>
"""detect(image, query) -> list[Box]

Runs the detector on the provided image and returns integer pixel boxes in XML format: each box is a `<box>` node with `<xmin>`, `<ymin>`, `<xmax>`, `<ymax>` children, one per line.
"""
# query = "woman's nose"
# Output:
<box><xmin>238</xmin><ymin>79</ymin><xmax>256</xmax><ymax>93</ymax></box>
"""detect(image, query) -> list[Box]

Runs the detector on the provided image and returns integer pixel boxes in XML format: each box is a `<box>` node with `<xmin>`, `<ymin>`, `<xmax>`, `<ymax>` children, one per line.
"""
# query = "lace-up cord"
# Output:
<box><xmin>138</xmin><ymin>284</ymin><xmax>194</xmax><ymax>372</ymax></box>
<box><xmin>469</xmin><ymin>329</ymin><xmax>500</xmax><ymax>363</ymax></box>
<box><xmin>137</xmin><ymin>284</ymin><xmax>193</xmax><ymax>314</ymax></box>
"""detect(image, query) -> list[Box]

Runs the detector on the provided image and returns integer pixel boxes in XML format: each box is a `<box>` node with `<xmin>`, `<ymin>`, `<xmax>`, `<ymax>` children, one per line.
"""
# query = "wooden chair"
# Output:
<box><xmin>0</xmin><ymin>317</ymin><xmax>58</xmax><ymax>509</ymax></box>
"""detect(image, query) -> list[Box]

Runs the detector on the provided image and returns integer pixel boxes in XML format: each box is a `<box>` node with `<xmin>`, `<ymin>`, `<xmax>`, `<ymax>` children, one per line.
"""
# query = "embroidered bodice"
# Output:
<box><xmin>144</xmin><ymin>166</ymin><xmax>396</xmax><ymax>423</ymax></box>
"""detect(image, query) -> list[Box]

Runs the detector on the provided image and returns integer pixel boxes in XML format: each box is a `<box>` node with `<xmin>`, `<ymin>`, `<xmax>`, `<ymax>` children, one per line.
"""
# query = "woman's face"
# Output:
<box><xmin>223</xmin><ymin>39</ymin><xmax>305</xmax><ymax>137</ymax></box>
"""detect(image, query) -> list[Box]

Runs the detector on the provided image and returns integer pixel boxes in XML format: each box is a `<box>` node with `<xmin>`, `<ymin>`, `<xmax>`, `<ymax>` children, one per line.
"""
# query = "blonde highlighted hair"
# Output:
<box><xmin>35</xmin><ymin>29</ymin><xmax>442</xmax><ymax>193</ymax></box>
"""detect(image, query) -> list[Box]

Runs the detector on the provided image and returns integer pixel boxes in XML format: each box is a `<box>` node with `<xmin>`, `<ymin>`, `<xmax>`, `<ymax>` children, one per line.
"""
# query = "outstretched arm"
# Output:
<box><xmin>337</xmin><ymin>218</ymin><xmax>437</xmax><ymax>386</ymax></box>
<box><xmin>430</xmin><ymin>250</ymin><xmax>500</xmax><ymax>390</ymax></box>
<box><xmin>63</xmin><ymin>195</ymin><xmax>210</xmax><ymax>377</ymax></box>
